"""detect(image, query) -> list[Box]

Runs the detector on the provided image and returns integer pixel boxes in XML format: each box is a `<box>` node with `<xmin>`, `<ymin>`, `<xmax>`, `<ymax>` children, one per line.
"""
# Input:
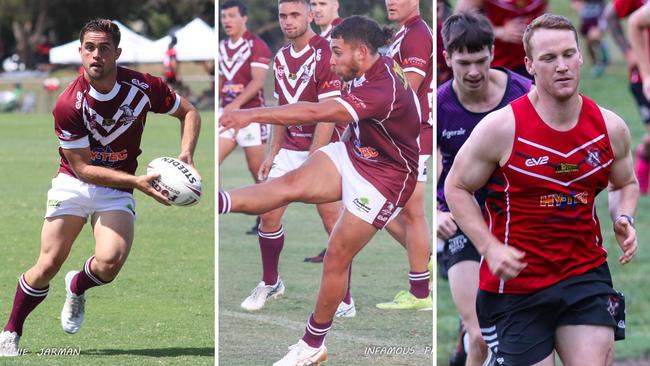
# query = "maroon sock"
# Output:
<box><xmin>218</xmin><ymin>191</ymin><xmax>231</xmax><ymax>214</ymax></box>
<box><xmin>342</xmin><ymin>265</ymin><xmax>352</xmax><ymax>305</ymax></box>
<box><xmin>4</xmin><ymin>274</ymin><xmax>48</xmax><ymax>336</ymax></box>
<box><xmin>409</xmin><ymin>270</ymin><xmax>430</xmax><ymax>299</ymax></box>
<box><xmin>258</xmin><ymin>226</ymin><xmax>284</xmax><ymax>285</ymax></box>
<box><xmin>302</xmin><ymin>313</ymin><xmax>332</xmax><ymax>348</ymax></box>
<box><xmin>70</xmin><ymin>256</ymin><xmax>110</xmax><ymax>295</ymax></box>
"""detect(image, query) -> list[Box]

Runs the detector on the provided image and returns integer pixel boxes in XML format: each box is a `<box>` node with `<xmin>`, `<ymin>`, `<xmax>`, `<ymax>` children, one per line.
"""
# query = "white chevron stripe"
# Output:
<box><xmin>517</xmin><ymin>134</ymin><xmax>606</xmax><ymax>158</ymax></box>
<box><xmin>507</xmin><ymin>159</ymin><xmax>613</xmax><ymax>187</ymax></box>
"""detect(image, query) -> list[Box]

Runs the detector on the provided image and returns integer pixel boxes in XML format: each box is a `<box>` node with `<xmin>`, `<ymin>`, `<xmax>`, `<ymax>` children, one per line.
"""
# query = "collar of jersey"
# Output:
<box><xmin>227</xmin><ymin>36</ymin><xmax>245</xmax><ymax>49</ymax></box>
<box><xmin>89</xmin><ymin>82</ymin><xmax>120</xmax><ymax>101</ymax></box>
<box><xmin>289</xmin><ymin>42</ymin><xmax>311</xmax><ymax>58</ymax></box>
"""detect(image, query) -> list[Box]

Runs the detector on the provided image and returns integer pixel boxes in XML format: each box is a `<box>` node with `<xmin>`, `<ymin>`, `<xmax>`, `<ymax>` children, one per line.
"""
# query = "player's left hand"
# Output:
<box><xmin>218</xmin><ymin>109</ymin><xmax>253</xmax><ymax>140</ymax></box>
<box><xmin>177</xmin><ymin>153</ymin><xmax>202</xmax><ymax>180</ymax></box>
<box><xmin>614</xmin><ymin>216</ymin><xmax>637</xmax><ymax>265</ymax></box>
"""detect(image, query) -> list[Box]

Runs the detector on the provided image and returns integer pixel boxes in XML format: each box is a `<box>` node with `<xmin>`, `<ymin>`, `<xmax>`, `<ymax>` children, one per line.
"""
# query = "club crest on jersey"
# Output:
<box><xmin>118</xmin><ymin>104</ymin><xmax>137</xmax><ymax>125</ymax></box>
<box><xmin>379</xmin><ymin>201</ymin><xmax>396</xmax><ymax>217</ymax></box>
<box><xmin>586</xmin><ymin>147</ymin><xmax>601</xmax><ymax>167</ymax></box>
<box><xmin>300</xmin><ymin>65</ymin><xmax>312</xmax><ymax>82</ymax></box>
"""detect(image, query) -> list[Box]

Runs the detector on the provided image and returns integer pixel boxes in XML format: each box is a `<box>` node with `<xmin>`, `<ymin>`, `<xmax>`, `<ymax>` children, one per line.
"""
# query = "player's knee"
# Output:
<box><xmin>93</xmin><ymin>257</ymin><xmax>124</xmax><ymax>281</ymax></box>
<box><xmin>467</xmin><ymin>330</ymin><xmax>487</xmax><ymax>353</ymax></box>
<box><xmin>323</xmin><ymin>245</ymin><xmax>352</xmax><ymax>272</ymax></box>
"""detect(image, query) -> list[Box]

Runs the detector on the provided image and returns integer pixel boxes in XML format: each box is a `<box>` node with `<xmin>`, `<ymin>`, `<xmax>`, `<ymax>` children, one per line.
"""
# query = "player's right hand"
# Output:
<box><xmin>218</xmin><ymin>109</ymin><xmax>253</xmax><ymax>140</ymax></box>
<box><xmin>484</xmin><ymin>242</ymin><xmax>527</xmax><ymax>281</ymax></box>
<box><xmin>257</xmin><ymin>154</ymin><xmax>275</xmax><ymax>182</ymax></box>
<box><xmin>436</xmin><ymin>211</ymin><xmax>458</xmax><ymax>240</ymax></box>
<box><xmin>135</xmin><ymin>173</ymin><xmax>172</xmax><ymax>206</ymax></box>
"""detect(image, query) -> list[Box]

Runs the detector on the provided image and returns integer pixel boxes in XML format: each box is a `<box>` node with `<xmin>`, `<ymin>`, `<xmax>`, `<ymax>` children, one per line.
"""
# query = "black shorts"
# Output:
<box><xmin>442</xmin><ymin>229</ymin><xmax>481</xmax><ymax>271</ymax></box>
<box><xmin>477</xmin><ymin>264</ymin><xmax>625</xmax><ymax>366</ymax></box>
<box><xmin>630</xmin><ymin>82</ymin><xmax>650</xmax><ymax>124</ymax></box>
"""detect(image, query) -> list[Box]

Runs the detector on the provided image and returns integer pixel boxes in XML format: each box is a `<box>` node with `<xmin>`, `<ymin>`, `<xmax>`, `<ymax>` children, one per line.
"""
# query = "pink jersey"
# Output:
<box><xmin>219</xmin><ymin>31</ymin><xmax>272</xmax><ymax>109</ymax></box>
<box><xmin>334</xmin><ymin>57</ymin><xmax>420</xmax><ymax>207</ymax></box>
<box><xmin>390</xmin><ymin>15</ymin><xmax>434</xmax><ymax>155</ymax></box>
<box><xmin>320</xmin><ymin>17</ymin><xmax>343</xmax><ymax>41</ymax></box>
<box><xmin>273</xmin><ymin>35</ymin><xmax>343</xmax><ymax>151</ymax></box>
<box><xmin>53</xmin><ymin>67</ymin><xmax>180</xmax><ymax>192</ymax></box>
<box><xmin>481</xmin><ymin>95</ymin><xmax>612</xmax><ymax>294</ymax></box>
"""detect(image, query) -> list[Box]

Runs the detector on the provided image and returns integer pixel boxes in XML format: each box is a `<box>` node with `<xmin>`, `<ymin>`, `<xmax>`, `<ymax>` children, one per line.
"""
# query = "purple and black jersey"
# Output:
<box><xmin>436</xmin><ymin>68</ymin><xmax>531</xmax><ymax>211</ymax></box>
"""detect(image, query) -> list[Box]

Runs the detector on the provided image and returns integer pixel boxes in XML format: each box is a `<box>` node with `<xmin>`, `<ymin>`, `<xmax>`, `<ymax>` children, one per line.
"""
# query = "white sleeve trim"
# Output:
<box><xmin>59</xmin><ymin>135</ymin><xmax>90</xmax><ymax>149</ymax></box>
<box><xmin>403</xmin><ymin>67</ymin><xmax>426</xmax><ymax>77</ymax></box>
<box><xmin>251</xmin><ymin>62</ymin><xmax>270</xmax><ymax>69</ymax></box>
<box><xmin>318</xmin><ymin>90</ymin><xmax>341</xmax><ymax>101</ymax></box>
<box><xmin>334</xmin><ymin>97</ymin><xmax>359</xmax><ymax>122</ymax></box>
<box><xmin>166</xmin><ymin>93</ymin><xmax>182</xmax><ymax>115</ymax></box>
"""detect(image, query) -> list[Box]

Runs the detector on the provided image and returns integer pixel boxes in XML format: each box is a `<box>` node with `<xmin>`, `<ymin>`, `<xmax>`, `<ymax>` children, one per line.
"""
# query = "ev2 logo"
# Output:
<box><xmin>525</xmin><ymin>155</ymin><xmax>549</xmax><ymax>167</ymax></box>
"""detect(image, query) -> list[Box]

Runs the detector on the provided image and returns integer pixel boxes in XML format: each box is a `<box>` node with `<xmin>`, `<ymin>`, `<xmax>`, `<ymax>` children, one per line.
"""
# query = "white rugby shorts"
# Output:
<box><xmin>45</xmin><ymin>174</ymin><xmax>136</xmax><ymax>219</ymax></box>
<box><xmin>319</xmin><ymin>142</ymin><xmax>401</xmax><ymax>229</ymax></box>
<box><xmin>418</xmin><ymin>154</ymin><xmax>431</xmax><ymax>182</ymax></box>
<box><xmin>267</xmin><ymin>148</ymin><xmax>310</xmax><ymax>179</ymax></box>
<box><xmin>219</xmin><ymin>122</ymin><xmax>267</xmax><ymax>147</ymax></box>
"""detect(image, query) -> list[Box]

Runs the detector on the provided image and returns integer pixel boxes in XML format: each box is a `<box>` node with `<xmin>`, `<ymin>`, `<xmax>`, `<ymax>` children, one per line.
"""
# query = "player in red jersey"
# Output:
<box><xmin>0</xmin><ymin>19</ymin><xmax>200</xmax><ymax>356</ymax></box>
<box><xmin>375</xmin><ymin>0</ymin><xmax>433</xmax><ymax>311</ymax></box>
<box><xmin>218</xmin><ymin>0</ymin><xmax>272</xmax><ymax>235</ymax></box>
<box><xmin>231</xmin><ymin>0</ymin><xmax>353</xmax><ymax>317</ymax></box>
<box><xmin>605</xmin><ymin>0</ymin><xmax>650</xmax><ymax>195</ymax></box>
<box><xmin>445</xmin><ymin>14</ymin><xmax>638</xmax><ymax>365</ymax></box>
<box><xmin>163</xmin><ymin>36</ymin><xmax>178</xmax><ymax>85</ymax></box>
<box><xmin>311</xmin><ymin>0</ymin><xmax>342</xmax><ymax>41</ymax></box>
<box><xmin>456</xmin><ymin>0</ymin><xmax>547</xmax><ymax>78</ymax></box>
<box><xmin>304</xmin><ymin>0</ymin><xmax>343</xmax><ymax>263</ymax></box>
<box><xmin>219</xmin><ymin>15</ymin><xmax>420</xmax><ymax>365</ymax></box>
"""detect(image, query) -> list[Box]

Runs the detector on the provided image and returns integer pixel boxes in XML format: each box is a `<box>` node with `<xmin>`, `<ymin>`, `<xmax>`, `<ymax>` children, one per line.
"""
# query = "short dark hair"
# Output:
<box><xmin>441</xmin><ymin>11</ymin><xmax>494</xmax><ymax>55</ymax></box>
<box><xmin>331</xmin><ymin>16</ymin><xmax>393</xmax><ymax>55</ymax></box>
<box><xmin>523</xmin><ymin>14</ymin><xmax>579</xmax><ymax>57</ymax></box>
<box><xmin>220</xmin><ymin>0</ymin><xmax>248</xmax><ymax>16</ymax></box>
<box><xmin>79</xmin><ymin>18</ymin><xmax>121</xmax><ymax>48</ymax></box>
<box><xmin>278</xmin><ymin>0</ymin><xmax>311</xmax><ymax>8</ymax></box>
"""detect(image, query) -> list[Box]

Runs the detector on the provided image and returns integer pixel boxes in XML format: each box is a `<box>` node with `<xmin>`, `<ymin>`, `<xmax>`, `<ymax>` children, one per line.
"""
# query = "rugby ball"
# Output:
<box><xmin>146</xmin><ymin>157</ymin><xmax>202</xmax><ymax>206</ymax></box>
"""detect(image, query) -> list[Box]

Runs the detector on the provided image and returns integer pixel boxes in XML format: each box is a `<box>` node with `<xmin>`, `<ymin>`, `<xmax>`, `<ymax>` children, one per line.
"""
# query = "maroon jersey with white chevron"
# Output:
<box><xmin>335</xmin><ymin>57</ymin><xmax>420</xmax><ymax>206</ymax></box>
<box><xmin>390</xmin><ymin>15</ymin><xmax>434</xmax><ymax>155</ymax></box>
<box><xmin>53</xmin><ymin>67</ymin><xmax>180</xmax><ymax>191</ymax></box>
<box><xmin>273</xmin><ymin>35</ymin><xmax>342</xmax><ymax>151</ymax></box>
<box><xmin>320</xmin><ymin>17</ymin><xmax>343</xmax><ymax>41</ymax></box>
<box><xmin>481</xmin><ymin>95</ymin><xmax>612</xmax><ymax>294</ymax></box>
<box><xmin>219</xmin><ymin>31</ymin><xmax>272</xmax><ymax>109</ymax></box>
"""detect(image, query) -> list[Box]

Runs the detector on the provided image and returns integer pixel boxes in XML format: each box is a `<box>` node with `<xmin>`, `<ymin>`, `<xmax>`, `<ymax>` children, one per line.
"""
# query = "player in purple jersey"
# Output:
<box><xmin>438</xmin><ymin>12</ymin><xmax>531</xmax><ymax>366</ymax></box>
<box><xmin>219</xmin><ymin>16</ymin><xmax>420</xmax><ymax>365</ymax></box>
<box><xmin>0</xmin><ymin>19</ymin><xmax>200</xmax><ymax>356</ymax></box>
<box><xmin>311</xmin><ymin>0</ymin><xmax>342</xmax><ymax>42</ymax></box>
<box><xmin>376</xmin><ymin>0</ymin><xmax>434</xmax><ymax>311</ymax></box>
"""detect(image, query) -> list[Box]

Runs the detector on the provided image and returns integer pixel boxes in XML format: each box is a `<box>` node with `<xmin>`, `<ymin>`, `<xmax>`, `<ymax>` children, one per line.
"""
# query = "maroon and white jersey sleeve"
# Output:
<box><xmin>142</xmin><ymin>72</ymin><xmax>181</xmax><ymax>115</ymax></box>
<box><xmin>54</xmin><ymin>84</ymin><xmax>90</xmax><ymax>149</ymax></box>
<box><xmin>334</xmin><ymin>57</ymin><xmax>420</xmax><ymax>207</ymax></box>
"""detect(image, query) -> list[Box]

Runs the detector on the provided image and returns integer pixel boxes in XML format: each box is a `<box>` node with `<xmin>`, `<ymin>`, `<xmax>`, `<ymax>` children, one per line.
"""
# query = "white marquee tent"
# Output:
<box><xmin>139</xmin><ymin>18</ymin><xmax>216</xmax><ymax>63</ymax></box>
<box><xmin>49</xmin><ymin>20</ymin><xmax>155</xmax><ymax>64</ymax></box>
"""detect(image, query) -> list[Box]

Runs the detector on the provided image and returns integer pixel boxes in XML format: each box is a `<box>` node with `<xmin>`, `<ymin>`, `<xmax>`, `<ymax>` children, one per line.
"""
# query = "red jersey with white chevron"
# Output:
<box><xmin>484</xmin><ymin>0</ymin><xmax>547</xmax><ymax>70</ymax></box>
<box><xmin>390</xmin><ymin>15</ymin><xmax>433</xmax><ymax>154</ymax></box>
<box><xmin>273</xmin><ymin>34</ymin><xmax>343</xmax><ymax>151</ymax></box>
<box><xmin>53</xmin><ymin>67</ymin><xmax>180</xmax><ymax>191</ymax></box>
<box><xmin>219</xmin><ymin>31</ymin><xmax>272</xmax><ymax>108</ymax></box>
<box><xmin>481</xmin><ymin>95</ymin><xmax>613</xmax><ymax>294</ymax></box>
<box><xmin>334</xmin><ymin>57</ymin><xmax>420</xmax><ymax>206</ymax></box>
<box><xmin>320</xmin><ymin>17</ymin><xmax>343</xmax><ymax>41</ymax></box>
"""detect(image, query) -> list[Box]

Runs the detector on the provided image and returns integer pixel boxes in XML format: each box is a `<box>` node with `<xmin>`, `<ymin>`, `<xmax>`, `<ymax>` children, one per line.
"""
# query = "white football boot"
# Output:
<box><xmin>0</xmin><ymin>331</ymin><xmax>20</xmax><ymax>357</ymax></box>
<box><xmin>273</xmin><ymin>339</ymin><xmax>328</xmax><ymax>366</ymax></box>
<box><xmin>335</xmin><ymin>298</ymin><xmax>356</xmax><ymax>318</ymax></box>
<box><xmin>240</xmin><ymin>278</ymin><xmax>285</xmax><ymax>311</ymax></box>
<box><xmin>61</xmin><ymin>271</ymin><xmax>85</xmax><ymax>334</ymax></box>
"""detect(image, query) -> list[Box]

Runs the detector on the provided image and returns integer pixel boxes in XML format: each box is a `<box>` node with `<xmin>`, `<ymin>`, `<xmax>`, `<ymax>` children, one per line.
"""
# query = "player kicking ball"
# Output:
<box><xmin>0</xmin><ymin>19</ymin><xmax>200</xmax><ymax>356</ymax></box>
<box><xmin>219</xmin><ymin>16</ymin><xmax>421</xmax><ymax>365</ymax></box>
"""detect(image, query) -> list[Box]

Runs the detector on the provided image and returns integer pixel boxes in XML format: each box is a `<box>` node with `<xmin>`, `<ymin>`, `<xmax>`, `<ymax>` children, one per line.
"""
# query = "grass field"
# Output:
<box><xmin>0</xmin><ymin>111</ymin><xmax>214</xmax><ymax>366</ymax></box>
<box><xmin>436</xmin><ymin>2</ymin><xmax>650</xmax><ymax>365</ymax></box>
<box><xmin>218</xmin><ymin>149</ymin><xmax>433</xmax><ymax>365</ymax></box>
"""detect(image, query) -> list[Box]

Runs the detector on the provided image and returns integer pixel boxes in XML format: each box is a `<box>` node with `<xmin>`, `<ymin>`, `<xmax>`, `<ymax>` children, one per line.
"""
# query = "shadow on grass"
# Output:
<box><xmin>83</xmin><ymin>347</ymin><xmax>214</xmax><ymax>357</ymax></box>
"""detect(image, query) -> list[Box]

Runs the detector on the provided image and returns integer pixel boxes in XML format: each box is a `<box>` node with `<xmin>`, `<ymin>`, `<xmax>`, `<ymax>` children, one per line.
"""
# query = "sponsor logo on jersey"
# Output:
<box><xmin>441</xmin><ymin>128</ymin><xmax>466</xmax><ymax>139</ymax></box>
<box><xmin>102</xmin><ymin>118</ymin><xmax>116</xmax><ymax>127</ymax></box>
<box><xmin>75</xmin><ymin>91</ymin><xmax>83</xmax><ymax>109</ymax></box>
<box><xmin>353</xmin><ymin>197</ymin><xmax>371</xmax><ymax>213</ymax></box>
<box><xmin>322</xmin><ymin>80</ymin><xmax>342</xmax><ymax>89</ymax></box>
<box><xmin>131</xmin><ymin>78</ymin><xmax>149</xmax><ymax>90</ymax></box>
<box><xmin>555</xmin><ymin>162</ymin><xmax>579</xmax><ymax>174</ymax></box>
<box><xmin>315</xmin><ymin>48</ymin><xmax>322</xmax><ymax>61</ymax></box>
<box><xmin>539</xmin><ymin>191</ymin><xmax>588</xmax><ymax>208</ymax></box>
<box><xmin>391</xmin><ymin>60</ymin><xmax>409</xmax><ymax>89</ymax></box>
<box><xmin>404</xmin><ymin>56</ymin><xmax>426</xmax><ymax>67</ymax></box>
<box><xmin>448</xmin><ymin>234</ymin><xmax>468</xmax><ymax>254</ymax></box>
<box><xmin>353</xmin><ymin>139</ymin><xmax>379</xmax><ymax>160</ymax></box>
<box><xmin>525</xmin><ymin>155</ymin><xmax>549</xmax><ymax>167</ymax></box>
<box><xmin>47</xmin><ymin>199</ymin><xmax>62</xmax><ymax>208</ymax></box>
<box><xmin>91</xmin><ymin>147</ymin><xmax>128</xmax><ymax>165</ymax></box>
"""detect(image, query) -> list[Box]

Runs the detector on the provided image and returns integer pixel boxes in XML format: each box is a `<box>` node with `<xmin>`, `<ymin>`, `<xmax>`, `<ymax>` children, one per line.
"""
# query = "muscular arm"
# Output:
<box><xmin>224</xmin><ymin>66</ymin><xmax>269</xmax><ymax>111</ymax></box>
<box><xmin>170</xmin><ymin>96</ymin><xmax>201</xmax><ymax>167</ymax></box>
<box><xmin>444</xmin><ymin>107</ymin><xmax>526</xmax><ymax>280</ymax></box>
